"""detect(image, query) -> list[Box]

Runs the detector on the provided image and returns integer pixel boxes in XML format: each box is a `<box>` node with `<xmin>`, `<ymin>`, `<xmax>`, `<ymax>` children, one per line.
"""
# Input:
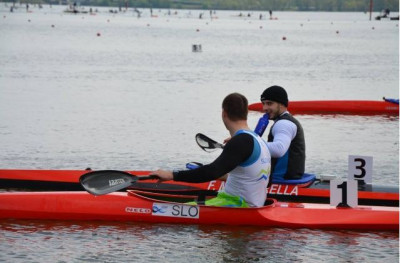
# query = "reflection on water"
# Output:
<box><xmin>1</xmin><ymin>220</ymin><xmax>398</xmax><ymax>262</ymax></box>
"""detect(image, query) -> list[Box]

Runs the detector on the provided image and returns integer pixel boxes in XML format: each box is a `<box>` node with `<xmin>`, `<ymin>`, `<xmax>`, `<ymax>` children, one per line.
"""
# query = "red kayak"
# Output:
<box><xmin>248</xmin><ymin>99</ymin><xmax>399</xmax><ymax>115</ymax></box>
<box><xmin>0</xmin><ymin>169</ymin><xmax>398</xmax><ymax>207</ymax></box>
<box><xmin>0</xmin><ymin>190</ymin><xmax>397</xmax><ymax>231</ymax></box>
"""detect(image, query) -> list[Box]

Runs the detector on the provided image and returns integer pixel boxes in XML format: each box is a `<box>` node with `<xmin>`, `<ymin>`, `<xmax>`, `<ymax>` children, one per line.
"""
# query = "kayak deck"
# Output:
<box><xmin>0</xmin><ymin>190</ymin><xmax>397</xmax><ymax>231</ymax></box>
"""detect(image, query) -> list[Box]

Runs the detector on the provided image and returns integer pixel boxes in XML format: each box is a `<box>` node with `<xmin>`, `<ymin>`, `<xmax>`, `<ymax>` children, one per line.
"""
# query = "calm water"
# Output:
<box><xmin>0</xmin><ymin>4</ymin><xmax>399</xmax><ymax>262</ymax></box>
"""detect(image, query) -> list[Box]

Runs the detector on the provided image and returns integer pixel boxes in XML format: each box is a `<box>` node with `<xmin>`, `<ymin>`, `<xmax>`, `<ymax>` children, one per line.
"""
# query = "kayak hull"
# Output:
<box><xmin>248</xmin><ymin>100</ymin><xmax>399</xmax><ymax>115</ymax></box>
<box><xmin>0</xmin><ymin>169</ymin><xmax>398</xmax><ymax>207</ymax></box>
<box><xmin>0</xmin><ymin>191</ymin><xmax>398</xmax><ymax>231</ymax></box>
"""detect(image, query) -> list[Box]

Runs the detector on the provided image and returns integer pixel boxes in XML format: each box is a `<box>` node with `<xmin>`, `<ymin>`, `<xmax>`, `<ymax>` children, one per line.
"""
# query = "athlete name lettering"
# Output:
<box><xmin>109</xmin><ymin>178</ymin><xmax>125</xmax><ymax>186</ymax></box>
<box><xmin>267</xmin><ymin>184</ymin><xmax>298</xmax><ymax>195</ymax></box>
<box><xmin>207</xmin><ymin>180</ymin><xmax>225</xmax><ymax>191</ymax></box>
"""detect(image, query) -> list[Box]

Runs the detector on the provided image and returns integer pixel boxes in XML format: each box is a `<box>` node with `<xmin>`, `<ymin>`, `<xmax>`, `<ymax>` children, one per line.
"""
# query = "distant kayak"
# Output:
<box><xmin>248</xmin><ymin>98</ymin><xmax>399</xmax><ymax>115</ymax></box>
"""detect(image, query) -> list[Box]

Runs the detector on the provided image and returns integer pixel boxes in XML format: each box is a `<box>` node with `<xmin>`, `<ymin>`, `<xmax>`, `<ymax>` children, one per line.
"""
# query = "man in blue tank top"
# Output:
<box><xmin>152</xmin><ymin>93</ymin><xmax>271</xmax><ymax>207</ymax></box>
<box><xmin>260</xmin><ymin>85</ymin><xmax>306</xmax><ymax>180</ymax></box>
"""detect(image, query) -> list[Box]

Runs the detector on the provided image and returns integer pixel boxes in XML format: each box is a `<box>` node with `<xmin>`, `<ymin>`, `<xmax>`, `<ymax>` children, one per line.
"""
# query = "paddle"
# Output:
<box><xmin>383</xmin><ymin>97</ymin><xmax>399</xmax><ymax>104</ymax></box>
<box><xmin>195</xmin><ymin>133</ymin><xmax>224</xmax><ymax>152</ymax></box>
<box><xmin>195</xmin><ymin>113</ymin><xmax>268</xmax><ymax>152</ymax></box>
<box><xmin>80</xmin><ymin>170</ymin><xmax>158</xmax><ymax>196</ymax></box>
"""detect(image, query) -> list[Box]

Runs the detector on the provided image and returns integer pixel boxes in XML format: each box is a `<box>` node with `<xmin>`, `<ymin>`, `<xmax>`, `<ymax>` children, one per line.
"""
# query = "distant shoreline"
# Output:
<box><xmin>3</xmin><ymin>0</ymin><xmax>399</xmax><ymax>12</ymax></box>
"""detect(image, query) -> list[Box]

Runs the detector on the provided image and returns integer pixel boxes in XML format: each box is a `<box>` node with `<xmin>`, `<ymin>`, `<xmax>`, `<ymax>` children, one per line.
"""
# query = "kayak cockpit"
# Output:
<box><xmin>127</xmin><ymin>190</ymin><xmax>277</xmax><ymax>208</ymax></box>
<box><xmin>271</xmin><ymin>173</ymin><xmax>316</xmax><ymax>186</ymax></box>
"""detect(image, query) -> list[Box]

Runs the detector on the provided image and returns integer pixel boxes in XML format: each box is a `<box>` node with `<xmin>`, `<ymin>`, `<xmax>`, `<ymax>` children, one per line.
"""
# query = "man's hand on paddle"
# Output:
<box><xmin>151</xmin><ymin>169</ymin><xmax>173</xmax><ymax>181</ymax></box>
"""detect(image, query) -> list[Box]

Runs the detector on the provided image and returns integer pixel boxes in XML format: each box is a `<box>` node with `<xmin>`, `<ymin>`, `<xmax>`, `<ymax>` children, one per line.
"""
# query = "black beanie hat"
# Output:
<box><xmin>260</xmin><ymin>85</ymin><xmax>289</xmax><ymax>107</ymax></box>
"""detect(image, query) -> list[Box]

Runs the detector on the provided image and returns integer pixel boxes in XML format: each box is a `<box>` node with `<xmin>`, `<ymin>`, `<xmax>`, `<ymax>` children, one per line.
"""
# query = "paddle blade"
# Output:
<box><xmin>195</xmin><ymin>133</ymin><xmax>224</xmax><ymax>152</ymax></box>
<box><xmin>80</xmin><ymin>170</ymin><xmax>138</xmax><ymax>196</ymax></box>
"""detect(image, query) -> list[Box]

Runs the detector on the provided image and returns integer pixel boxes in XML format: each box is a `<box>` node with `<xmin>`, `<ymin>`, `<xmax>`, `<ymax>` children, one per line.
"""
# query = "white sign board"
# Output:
<box><xmin>330</xmin><ymin>178</ymin><xmax>358</xmax><ymax>207</ymax></box>
<box><xmin>348</xmin><ymin>155</ymin><xmax>373</xmax><ymax>184</ymax></box>
<box><xmin>152</xmin><ymin>203</ymin><xmax>200</xmax><ymax>219</ymax></box>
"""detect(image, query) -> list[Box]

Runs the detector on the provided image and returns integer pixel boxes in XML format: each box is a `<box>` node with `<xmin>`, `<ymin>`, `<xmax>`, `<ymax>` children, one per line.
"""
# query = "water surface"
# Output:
<box><xmin>0</xmin><ymin>4</ymin><xmax>399</xmax><ymax>262</ymax></box>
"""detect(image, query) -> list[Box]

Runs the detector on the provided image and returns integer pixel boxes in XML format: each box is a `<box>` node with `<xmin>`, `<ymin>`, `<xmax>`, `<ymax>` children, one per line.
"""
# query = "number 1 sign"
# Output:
<box><xmin>330</xmin><ymin>179</ymin><xmax>358</xmax><ymax>207</ymax></box>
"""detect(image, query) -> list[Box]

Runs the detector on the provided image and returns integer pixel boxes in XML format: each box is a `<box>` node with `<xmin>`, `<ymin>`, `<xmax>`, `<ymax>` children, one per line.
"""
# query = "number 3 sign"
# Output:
<box><xmin>348</xmin><ymin>155</ymin><xmax>373</xmax><ymax>184</ymax></box>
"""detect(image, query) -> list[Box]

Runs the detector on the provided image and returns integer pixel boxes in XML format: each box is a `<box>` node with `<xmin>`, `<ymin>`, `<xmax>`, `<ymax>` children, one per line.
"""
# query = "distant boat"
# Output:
<box><xmin>64</xmin><ymin>7</ymin><xmax>88</xmax><ymax>14</ymax></box>
<box><xmin>375</xmin><ymin>15</ymin><xmax>399</xmax><ymax>20</ymax></box>
<box><xmin>248</xmin><ymin>98</ymin><xmax>399</xmax><ymax>115</ymax></box>
<box><xmin>375</xmin><ymin>9</ymin><xmax>398</xmax><ymax>20</ymax></box>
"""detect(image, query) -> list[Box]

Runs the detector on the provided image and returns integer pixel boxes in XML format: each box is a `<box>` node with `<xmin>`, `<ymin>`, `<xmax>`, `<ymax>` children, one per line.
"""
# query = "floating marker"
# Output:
<box><xmin>97</xmin><ymin>32</ymin><xmax>101</xmax><ymax>36</ymax></box>
<box><xmin>282</xmin><ymin>36</ymin><xmax>286</xmax><ymax>40</ymax></box>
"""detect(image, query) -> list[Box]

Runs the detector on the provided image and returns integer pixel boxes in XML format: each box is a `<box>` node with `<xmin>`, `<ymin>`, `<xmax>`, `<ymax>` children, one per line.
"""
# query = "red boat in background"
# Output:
<box><xmin>248</xmin><ymin>99</ymin><xmax>399</xmax><ymax>115</ymax></box>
